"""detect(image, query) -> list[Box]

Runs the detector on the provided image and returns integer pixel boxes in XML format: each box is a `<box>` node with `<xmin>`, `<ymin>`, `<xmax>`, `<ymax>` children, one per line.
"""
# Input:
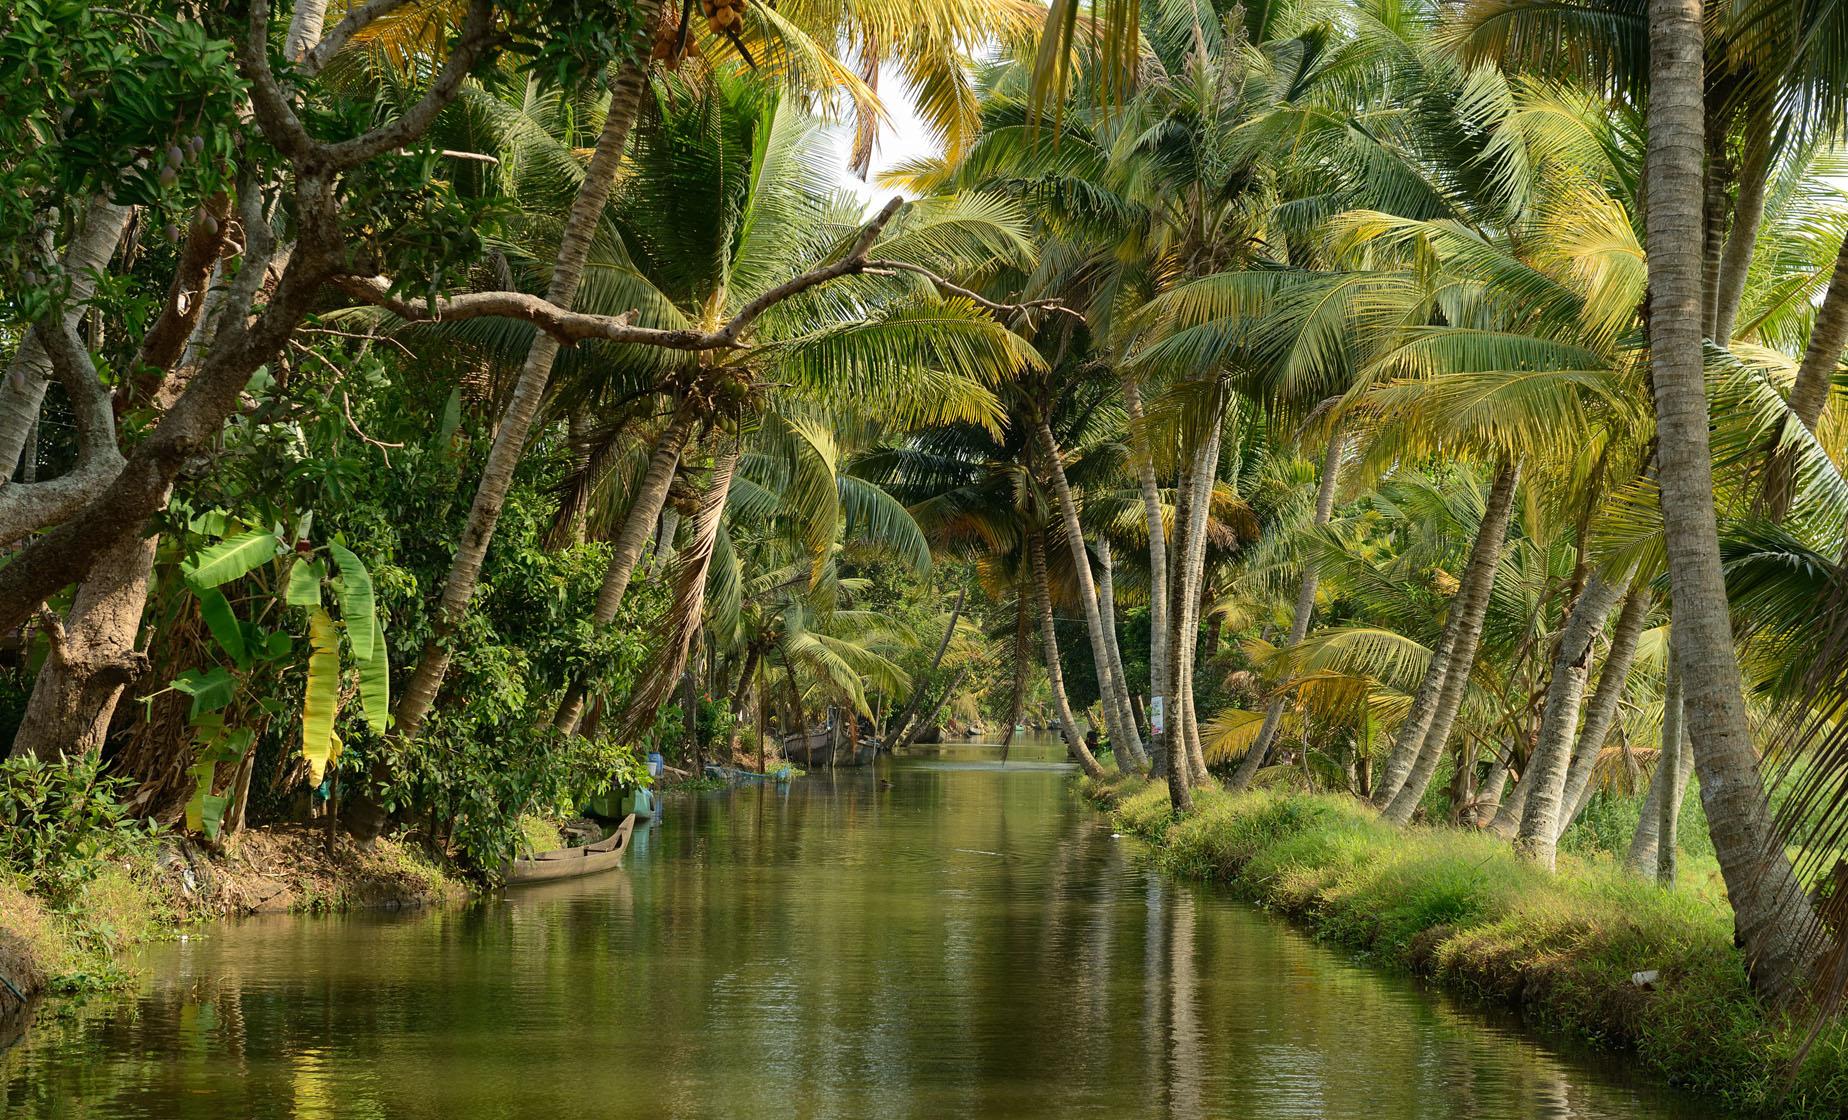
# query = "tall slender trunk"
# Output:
<box><xmin>615</xmin><ymin>442</ymin><xmax>738</xmax><ymax>740</ymax></box>
<box><xmin>1372</xmin><ymin>568</ymin><xmax>1467</xmax><ymax>807</ymax></box>
<box><xmin>1648</xmin><ymin>0</ymin><xmax>1818</xmax><ymax>998</ymax></box>
<box><xmin>1233</xmin><ymin>430</ymin><xmax>1344</xmax><ymax>791</ymax></box>
<box><xmin>1034</xmin><ymin>415</ymin><xmax>1145</xmax><ymax>771</ymax></box>
<box><xmin>554</xmin><ymin>403</ymin><xmax>699</xmax><ymax>732</ymax></box>
<box><xmin>395</xmin><ymin>13</ymin><xmax>661</xmax><ymax>739</ymax></box>
<box><xmin>1001</xmin><ymin>592</ymin><xmax>1029</xmax><ymax>764</ymax></box>
<box><xmin>1712</xmin><ymin>105</ymin><xmax>1773</xmax><ymax>347</ymax></box>
<box><xmin>1701</xmin><ymin>124</ymin><xmax>1731</xmax><ymax>337</ymax></box>
<box><xmin>1383</xmin><ymin>459</ymin><xmax>1518</xmax><ymax>826</ymax></box>
<box><xmin>880</xmin><ymin>586</ymin><xmax>966</xmax><ymax>751</ymax></box>
<box><xmin>12</xmin><ymin>533</ymin><xmax>159</xmax><ymax>759</ymax></box>
<box><xmin>1123</xmin><ymin>376</ymin><xmax>1171</xmax><ymax>779</ymax></box>
<box><xmin>1627</xmin><ymin>659</ymin><xmax>1692</xmax><ymax>874</ymax></box>
<box><xmin>1474</xmin><ymin>749</ymin><xmax>1512</xmax><ymax>828</ymax></box>
<box><xmin>1028</xmin><ymin>529</ymin><xmax>1107</xmax><ymax>782</ymax></box>
<box><xmin>1658</xmin><ymin>661</ymin><xmax>1690</xmax><ymax>886</ymax></box>
<box><xmin>1557</xmin><ymin>588</ymin><xmax>1651</xmax><ymax>832</ymax></box>
<box><xmin>1172</xmin><ymin>411</ymin><xmax>1223</xmax><ymax>786</ymax></box>
<box><xmin>1514</xmin><ymin>569</ymin><xmax>1630</xmax><ymax>868</ymax></box>
<box><xmin>1095</xmin><ymin>535</ymin><xmax>1142</xmax><ymax>771</ymax></box>
<box><xmin>1763</xmin><ymin>233</ymin><xmax>1848</xmax><ymax>520</ymax></box>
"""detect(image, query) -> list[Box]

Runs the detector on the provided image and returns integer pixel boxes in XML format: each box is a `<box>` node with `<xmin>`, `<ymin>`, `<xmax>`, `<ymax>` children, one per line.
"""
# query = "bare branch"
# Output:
<box><xmin>861</xmin><ymin>259</ymin><xmax>1085</xmax><ymax>324</ymax></box>
<box><xmin>333</xmin><ymin>197</ymin><xmax>910</xmax><ymax>352</ymax></box>
<box><xmin>299</xmin><ymin>0</ymin><xmax>416</xmax><ymax>76</ymax></box>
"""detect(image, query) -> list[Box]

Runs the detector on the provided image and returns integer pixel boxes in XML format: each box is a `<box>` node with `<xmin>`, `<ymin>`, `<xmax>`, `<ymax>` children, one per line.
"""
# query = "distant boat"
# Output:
<box><xmin>504</xmin><ymin>814</ymin><xmax>636</xmax><ymax>885</ymax></box>
<box><xmin>781</xmin><ymin>725</ymin><xmax>875</xmax><ymax>768</ymax></box>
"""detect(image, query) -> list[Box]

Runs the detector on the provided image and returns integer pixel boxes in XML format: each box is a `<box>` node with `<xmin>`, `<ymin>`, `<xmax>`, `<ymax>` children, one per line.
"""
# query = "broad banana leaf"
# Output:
<box><xmin>328</xmin><ymin>541</ymin><xmax>379</xmax><ymax>662</ymax></box>
<box><xmin>287</xmin><ymin>557</ymin><xmax>324</xmax><ymax>608</ymax></box>
<box><xmin>184</xmin><ymin>530</ymin><xmax>280</xmax><ymax>588</ymax></box>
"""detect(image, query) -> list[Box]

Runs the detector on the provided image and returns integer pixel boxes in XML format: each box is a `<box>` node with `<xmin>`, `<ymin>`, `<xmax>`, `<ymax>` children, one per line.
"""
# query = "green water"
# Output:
<box><xmin>4</xmin><ymin>739</ymin><xmax>1710</xmax><ymax>1118</ymax></box>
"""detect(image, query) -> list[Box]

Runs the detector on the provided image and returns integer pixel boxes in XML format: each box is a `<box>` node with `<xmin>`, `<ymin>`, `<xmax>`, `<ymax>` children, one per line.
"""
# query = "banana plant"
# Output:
<box><xmin>171</xmin><ymin>514</ymin><xmax>389</xmax><ymax>836</ymax></box>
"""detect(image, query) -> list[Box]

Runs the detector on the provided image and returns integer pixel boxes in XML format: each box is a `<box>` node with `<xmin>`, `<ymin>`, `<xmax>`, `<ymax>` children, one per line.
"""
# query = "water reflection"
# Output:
<box><xmin>3</xmin><ymin>738</ymin><xmax>1711</xmax><ymax>1119</ymax></box>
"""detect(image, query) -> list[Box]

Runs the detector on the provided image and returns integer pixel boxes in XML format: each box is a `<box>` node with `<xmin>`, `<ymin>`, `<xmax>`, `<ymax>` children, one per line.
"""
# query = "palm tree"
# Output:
<box><xmin>1646</xmin><ymin>0</ymin><xmax>1817</xmax><ymax>999</ymax></box>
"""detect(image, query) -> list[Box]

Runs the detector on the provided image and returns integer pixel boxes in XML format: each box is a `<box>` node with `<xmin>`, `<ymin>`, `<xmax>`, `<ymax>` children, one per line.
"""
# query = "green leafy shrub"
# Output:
<box><xmin>0</xmin><ymin>753</ymin><xmax>154</xmax><ymax>902</ymax></box>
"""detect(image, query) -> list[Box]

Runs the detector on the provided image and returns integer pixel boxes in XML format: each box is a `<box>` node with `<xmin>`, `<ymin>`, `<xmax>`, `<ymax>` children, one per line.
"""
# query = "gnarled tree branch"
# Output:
<box><xmin>335</xmin><ymin>196</ymin><xmax>910</xmax><ymax>351</ymax></box>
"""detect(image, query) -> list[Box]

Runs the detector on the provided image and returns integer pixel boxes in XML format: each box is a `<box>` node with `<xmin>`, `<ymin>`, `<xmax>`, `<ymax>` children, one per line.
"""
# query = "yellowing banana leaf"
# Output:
<box><xmin>302</xmin><ymin>608</ymin><xmax>340</xmax><ymax>784</ymax></box>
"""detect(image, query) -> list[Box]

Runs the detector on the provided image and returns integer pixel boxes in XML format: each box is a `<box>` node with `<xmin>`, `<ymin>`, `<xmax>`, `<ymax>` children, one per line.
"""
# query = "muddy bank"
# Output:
<box><xmin>1</xmin><ymin>824</ymin><xmax>467</xmax><ymax>1032</ymax></box>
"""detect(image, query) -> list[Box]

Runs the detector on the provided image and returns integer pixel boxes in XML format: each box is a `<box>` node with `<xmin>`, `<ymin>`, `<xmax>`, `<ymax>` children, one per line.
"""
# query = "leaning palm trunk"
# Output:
<box><xmin>1647</xmin><ymin>0</ymin><xmax>1819</xmax><ymax>999</ymax></box>
<box><xmin>1711</xmin><ymin>106</ymin><xmax>1772</xmax><ymax>348</ymax></box>
<box><xmin>1765</xmin><ymin>233</ymin><xmax>1848</xmax><ymax>520</ymax></box>
<box><xmin>1027</xmin><ymin>529</ymin><xmax>1107</xmax><ymax>783</ymax></box>
<box><xmin>1172</xmin><ymin>412</ymin><xmax>1223</xmax><ymax>786</ymax></box>
<box><xmin>1123</xmin><ymin>375</ymin><xmax>1171</xmax><ymax>777</ymax></box>
<box><xmin>1557</xmin><ymin>588</ymin><xmax>1651</xmax><ymax>832</ymax></box>
<box><xmin>880</xmin><ymin>586</ymin><xmax>966</xmax><ymax>751</ymax></box>
<box><xmin>617</xmin><ymin>442</ymin><xmax>738</xmax><ymax>740</ymax></box>
<box><xmin>1382</xmin><ymin>459</ymin><xmax>1519</xmax><ymax>826</ymax></box>
<box><xmin>1626</xmin><ymin>657</ymin><xmax>1692</xmax><ymax>876</ymax></box>
<box><xmin>553</xmin><ymin>402</ymin><xmax>700</xmax><ymax>732</ymax></box>
<box><xmin>1034</xmin><ymin>416</ymin><xmax>1145</xmax><ymax>772</ymax></box>
<box><xmin>1233</xmin><ymin>430</ymin><xmax>1345</xmax><ymax>792</ymax></box>
<box><xmin>396</xmin><ymin>12</ymin><xmax>661</xmax><ymax>739</ymax></box>
<box><xmin>1513</xmin><ymin>569</ymin><xmax>1631</xmax><ymax>868</ymax></box>
<box><xmin>1093</xmin><ymin>536</ymin><xmax>1144</xmax><ymax>773</ymax></box>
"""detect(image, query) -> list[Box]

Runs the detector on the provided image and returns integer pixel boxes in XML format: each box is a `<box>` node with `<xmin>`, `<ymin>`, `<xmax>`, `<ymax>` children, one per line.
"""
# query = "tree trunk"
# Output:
<box><xmin>1001</xmin><ymin>592</ymin><xmax>1029</xmax><ymax>765</ymax></box>
<box><xmin>284</xmin><ymin>0</ymin><xmax>329</xmax><ymax>60</ymax></box>
<box><xmin>1711</xmin><ymin>105</ymin><xmax>1773</xmax><ymax>347</ymax></box>
<box><xmin>1034</xmin><ymin>415</ymin><xmax>1145</xmax><ymax>772</ymax></box>
<box><xmin>1557</xmin><ymin>587</ymin><xmax>1651</xmax><ymax>832</ymax></box>
<box><xmin>1474</xmin><ymin>749</ymin><xmax>1512</xmax><ymax>828</ymax></box>
<box><xmin>1372</xmin><ymin>603</ymin><xmax>1463</xmax><ymax>807</ymax></box>
<box><xmin>1233</xmin><ymin>430</ymin><xmax>1344</xmax><ymax>791</ymax></box>
<box><xmin>615</xmin><ymin>442</ymin><xmax>738</xmax><ymax>741</ymax></box>
<box><xmin>1514</xmin><ymin>569</ymin><xmax>1630</xmax><ymax>868</ymax></box>
<box><xmin>1383</xmin><ymin>459</ymin><xmax>1519</xmax><ymax>826</ymax></box>
<box><xmin>395</xmin><ymin>12</ymin><xmax>661</xmax><ymax>739</ymax></box>
<box><xmin>1094</xmin><ymin>535</ymin><xmax>1143</xmax><ymax>773</ymax></box>
<box><xmin>1658</xmin><ymin>661</ymin><xmax>1689</xmax><ymax>886</ymax></box>
<box><xmin>1763</xmin><ymin>231</ymin><xmax>1848</xmax><ymax>520</ymax></box>
<box><xmin>880</xmin><ymin>586</ymin><xmax>965</xmax><ymax>752</ymax></box>
<box><xmin>554</xmin><ymin>403</ymin><xmax>699</xmax><ymax>732</ymax></box>
<box><xmin>1028</xmin><ymin>529</ymin><xmax>1107</xmax><ymax>782</ymax></box>
<box><xmin>1647</xmin><ymin>0</ymin><xmax>1818</xmax><ymax>998</ymax></box>
<box><xmin>12</xmin><ymin>533</ymin><xmax>158</xmax><ymax>759</ymax></box>
<box><xmin>1173</xmin><ymin>411</ymin><xmax>1223</xmax><ymax>786</ymax></box>
<box><xmin>1123</xmin><ymin>375</ymin><xmax>1172</xmax><ymax>780</ymax></box>
<box><xmin>1627</xmin><ymin>661</ymin><xmax>1693</xmax><ymax>875</ymax></box>
<box><xmin>0</xmin><ymin>199</ymin><xmax>132</xmax><ymax>478</ymax></box>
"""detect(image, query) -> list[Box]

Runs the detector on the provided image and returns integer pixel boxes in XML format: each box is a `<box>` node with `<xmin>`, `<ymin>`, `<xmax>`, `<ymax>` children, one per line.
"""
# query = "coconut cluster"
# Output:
<box><xmin>699</xmin><ymin>0</ymin><xmax>748</xmax><ymax>35</ymax></box>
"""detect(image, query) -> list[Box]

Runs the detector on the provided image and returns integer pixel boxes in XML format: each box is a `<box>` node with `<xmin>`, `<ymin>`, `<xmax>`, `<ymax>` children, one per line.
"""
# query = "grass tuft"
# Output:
<box><xmin>1083</xmin><ymin>783</ymin><xmax>1848</xmax><ymax>1117</ymax></box>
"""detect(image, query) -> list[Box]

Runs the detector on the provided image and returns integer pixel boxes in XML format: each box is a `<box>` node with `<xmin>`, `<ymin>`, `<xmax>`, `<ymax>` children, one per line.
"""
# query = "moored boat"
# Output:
<box><xmin>504</xmin><ymin>814</ymin><xmax>637</xmax><ymax>885</ymax></box>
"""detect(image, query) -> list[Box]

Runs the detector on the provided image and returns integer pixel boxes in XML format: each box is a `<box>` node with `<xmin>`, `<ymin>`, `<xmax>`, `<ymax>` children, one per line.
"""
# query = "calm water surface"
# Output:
<box><xmin>3</xmin><ymin>738</ymin><xmax>1712</xmax><ymax>1118</ymax></box>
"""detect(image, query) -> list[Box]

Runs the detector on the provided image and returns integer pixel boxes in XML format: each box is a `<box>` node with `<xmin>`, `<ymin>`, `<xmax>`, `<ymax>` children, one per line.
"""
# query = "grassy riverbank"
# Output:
<box><xmin>1</xmin><ymin>828</ymin><xmax>464</xmax><ymax>1012</ymax></box>
<box><xmin>1082</xmin><ymin>777</ymin><xmax>1848</xmax><ymax>1117</ymax></box>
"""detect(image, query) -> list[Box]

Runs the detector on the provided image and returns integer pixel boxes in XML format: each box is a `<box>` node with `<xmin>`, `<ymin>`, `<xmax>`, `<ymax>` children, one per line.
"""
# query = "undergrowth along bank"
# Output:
<box><xmin>1082</xmin><ymin>777</ymin><xmax>1848</xmax><ymax>1118</ymax></box>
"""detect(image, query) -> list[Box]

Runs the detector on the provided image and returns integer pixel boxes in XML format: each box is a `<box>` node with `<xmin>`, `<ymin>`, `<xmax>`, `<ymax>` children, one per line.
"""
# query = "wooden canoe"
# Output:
<box><xmin>504</xmin><ymin>814</ymin><xmax>637</xmax><ymax>885</ymax></box>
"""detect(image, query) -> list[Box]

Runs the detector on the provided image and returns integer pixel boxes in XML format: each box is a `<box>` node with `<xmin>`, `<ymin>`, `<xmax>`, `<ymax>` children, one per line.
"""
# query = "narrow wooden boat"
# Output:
<box><xmin>504</xmin><ymin>814</ymin><xmax>637</xmax><ymax>885</ymax></box>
